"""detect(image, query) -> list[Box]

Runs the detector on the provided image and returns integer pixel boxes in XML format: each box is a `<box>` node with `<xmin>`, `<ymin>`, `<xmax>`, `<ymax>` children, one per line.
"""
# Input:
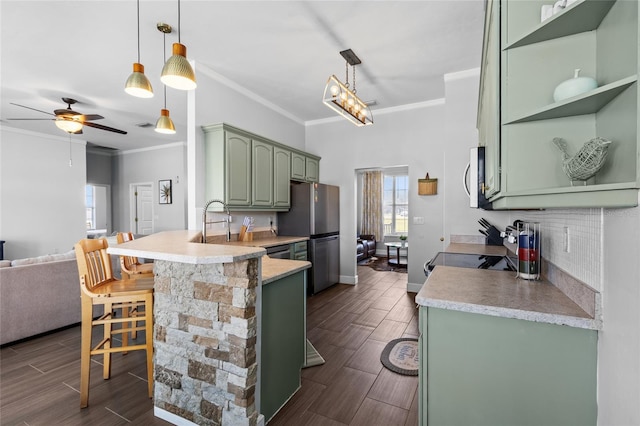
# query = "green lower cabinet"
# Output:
<box><xmin>261</xmin><ymin>271</ymin><xmax>305</xmax><ymax>422</ymax></box>
<box><xmin>419</xmin><ymin>307</ymin><xmax>597</xmax><ymax>426</ymax></box>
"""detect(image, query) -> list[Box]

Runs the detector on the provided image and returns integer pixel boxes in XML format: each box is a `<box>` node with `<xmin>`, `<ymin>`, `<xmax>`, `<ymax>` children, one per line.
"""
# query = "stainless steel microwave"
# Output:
<box><xmin>464</xmin><ymin>147</ymin><xmax>492</xmax><ymax>210</ymax></box>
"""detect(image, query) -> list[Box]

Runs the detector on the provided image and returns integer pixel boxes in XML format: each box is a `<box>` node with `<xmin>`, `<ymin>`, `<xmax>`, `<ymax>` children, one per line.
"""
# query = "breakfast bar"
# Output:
<box><xmin>109</xmin><ymin>230</ymin><xmax>311</xmax><ymax>425</ymax></box>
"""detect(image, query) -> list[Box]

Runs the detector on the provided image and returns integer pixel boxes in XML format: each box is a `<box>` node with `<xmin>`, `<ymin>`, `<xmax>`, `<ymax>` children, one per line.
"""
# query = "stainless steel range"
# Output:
<box><xmin>423</xmin><ymin>252</ymin><xmax>516</xmax><ymax>277</ymax></box>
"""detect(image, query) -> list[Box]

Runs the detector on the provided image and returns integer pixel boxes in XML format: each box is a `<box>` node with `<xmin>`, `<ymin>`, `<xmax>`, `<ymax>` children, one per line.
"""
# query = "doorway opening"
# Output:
<box><xmin>356</xmin><ymin>165</ymin><xmax>409</xmax><ymax>267</ymax></box>
<box><xmin>130</xmin><ymin>183</ymin><xmax>154</xmax><ymax>235</ymax></box>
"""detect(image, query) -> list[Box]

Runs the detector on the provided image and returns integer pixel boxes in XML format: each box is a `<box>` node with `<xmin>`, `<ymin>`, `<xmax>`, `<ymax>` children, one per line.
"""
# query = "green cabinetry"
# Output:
<box><xmin>291</xmin><ymin>152</ymin><xmax>320</xmax><ymax>183</ymax></box>
<box><xmin>252</xmin><ymin>140</ymin><xmax>274</xmax><ymax>207</ymax></box>
<box><xmin>261</xmin><ymin>271</ymin><xmax>306</xmax><ymax>422</ymax></box>
<box><xmin>479</xmin><ymin>0</ymin><xmax>639</xmax><ymax>208</ymax></box>
<box><xmin>418</xmin><ymin>307</ymin><xmax>597</xmax><ymax>426</ymax></box>
<box><xmin>273</xmin><ymin>146</ymin><xmax>291</xmax><ymax>208</ymax></box>
<box><xmin>203</xmin><ymin>123</ymin><xmax>320</xmax><ymax>211</ymax></box>
<box><xmin>290</xmin><ymin>240</ymin><xmax>307</xmax><ymax>260</ymax></box>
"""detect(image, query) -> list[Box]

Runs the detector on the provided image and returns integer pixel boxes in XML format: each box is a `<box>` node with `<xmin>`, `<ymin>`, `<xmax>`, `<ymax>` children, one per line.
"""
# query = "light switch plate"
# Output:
<box><xmin>413</xmin><ymin>217</ymin><xmax>425</xmax><ymax>225</ymax></box>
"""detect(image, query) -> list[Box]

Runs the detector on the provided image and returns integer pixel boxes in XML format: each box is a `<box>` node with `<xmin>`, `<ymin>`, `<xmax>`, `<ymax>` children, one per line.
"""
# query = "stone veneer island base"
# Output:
<box><xmin>108</xmin><ymin>231</ymin><xmax>310</xmax><ymax>426</ymax></box>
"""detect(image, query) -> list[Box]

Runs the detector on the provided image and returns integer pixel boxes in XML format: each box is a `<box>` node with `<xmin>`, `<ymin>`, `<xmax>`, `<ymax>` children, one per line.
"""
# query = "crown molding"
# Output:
<box><xmin>117</xmin><ymin>141</ymin><xmax>186</xmax><ymax>156</ymax></box>
<box><xmin>444</xmin><ymin>67</ymin><xmax>481</xmax><ymax>82</ymax></box>
<box><xmin>305</xmin><ymin>97</ymin><xmax>445</xmax><ymax>127</ymax></box>
<box><xmin>0</xmin><ymin>124</ymin><xmax>86</xmax><ymax>145</ymax></box>
<box><xmin>196</xmin><ymin>62</ymin><xmax>305</xmax><ymax>126</ymax></box>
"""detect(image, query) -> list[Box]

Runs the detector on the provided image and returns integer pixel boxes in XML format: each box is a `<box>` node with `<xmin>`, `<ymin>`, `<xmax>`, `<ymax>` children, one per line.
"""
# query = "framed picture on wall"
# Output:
<box><xmin>159</xmin><ymin>180</ymin><xmax>172</xmax><ymax>204</ymax></box>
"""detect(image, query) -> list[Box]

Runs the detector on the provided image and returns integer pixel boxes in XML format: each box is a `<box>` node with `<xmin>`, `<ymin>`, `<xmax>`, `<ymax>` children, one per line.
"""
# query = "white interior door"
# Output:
<box><xmin>131</xmin><ymin>183</ymin><xmax>154</xmax><ymax>235</ymax></box>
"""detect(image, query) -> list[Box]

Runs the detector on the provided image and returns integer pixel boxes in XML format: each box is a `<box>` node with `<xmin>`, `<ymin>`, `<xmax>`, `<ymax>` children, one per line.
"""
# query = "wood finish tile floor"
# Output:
<box><xmin>0</xmin><ymin>265</ymin><xmax>417</xmax><ymax>425</ymax></box>
<box><xmin>270</xmin><ymin>265</ymin><xmax>418</xmax><ymax>426</ymax></box>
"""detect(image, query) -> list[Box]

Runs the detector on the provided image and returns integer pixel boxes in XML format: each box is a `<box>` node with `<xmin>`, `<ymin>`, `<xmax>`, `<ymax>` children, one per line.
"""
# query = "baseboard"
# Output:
<box><xmin>340</xmin><ymin>274</ymin><xmax>357</xmax><ymax>285</ymax></box>
<box><xmin>407</xmin><ymin>282</ymin><xmax>424</xmax><ymax>293</ymax></box>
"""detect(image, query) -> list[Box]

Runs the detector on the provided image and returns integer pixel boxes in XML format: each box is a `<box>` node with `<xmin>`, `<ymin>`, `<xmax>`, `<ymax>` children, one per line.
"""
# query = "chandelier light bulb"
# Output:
<box><xmin>330</xmin><ymin>85</ymin><xmax>339</xmax><ymax>96</ymax></box>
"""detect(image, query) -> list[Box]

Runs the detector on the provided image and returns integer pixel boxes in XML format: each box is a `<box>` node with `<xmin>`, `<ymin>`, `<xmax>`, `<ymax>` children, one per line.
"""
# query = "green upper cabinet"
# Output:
<box><xmin>203</xmin><ymin>125</ymin><xmax>251</xmax><ymax>208</ymax></box>
<box><xmin>477</xmin><ymin>0</ymin><xmax>502</xmax><ymax>199</ymax></box>
<box><xmin>203</xmin><ymin>123</ymin><xmax>319</xmax><ymax>211</ymax></box>
<box><xmin>479</xmin><ymin>0</ymin><xmax>639</xmax><ymax>209</ymax></box>
<box><xmin>252</xmin><ymin>140</ymin><xmax>274</xmax><ymax>206</ymax></box>
<box><xmin>291</xmin><ymin>152</ymin><xmax>306</xmax><ymax>181</ymax></box>
<box><xmin>291</xmin><ymin>152</ymin><xmax>320</xmax><ymax>183</ymax></box>
<box><xmin>273</xmin><ymin>146</ymin><xmax>291</xmax><ymax>208</ymax></box>
<box><xmin>305</xmin><ymin>157</ymin><xmax>319</xmax><ymax>182</ymax></box>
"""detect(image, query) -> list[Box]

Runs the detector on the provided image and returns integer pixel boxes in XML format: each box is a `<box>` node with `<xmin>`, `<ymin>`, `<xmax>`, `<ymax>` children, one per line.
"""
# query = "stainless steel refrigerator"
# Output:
<box><xmin>278</xmin><ymin>182</ymin><xmax>340</xmax><ymax>295</ymax></box>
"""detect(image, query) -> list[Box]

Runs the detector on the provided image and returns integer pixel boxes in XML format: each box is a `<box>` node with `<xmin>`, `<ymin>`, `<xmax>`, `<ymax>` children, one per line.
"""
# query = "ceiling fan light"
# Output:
<box><xmin>55</xmin><ymin>118</ymin><xmax>83</xmax><ymax>133</ymax></box>
<box><xmin>155</xmin><ymin>109</ymin><xmax>176</xmax><ymax>134</ymax></box>
<box><xmin>161</xmin><ymin>43</ymin><xmax>197</xmax><ymax>90</ymax></box>
<box><xmin>125</xmin><ymin>63</ymin><xmax>154</xmax><ymax>98</ymax></box>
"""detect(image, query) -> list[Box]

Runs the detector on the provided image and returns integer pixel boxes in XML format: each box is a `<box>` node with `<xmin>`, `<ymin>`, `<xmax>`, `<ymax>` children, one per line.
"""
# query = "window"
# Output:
<box><xmin>85</xmin><ymin>185</ymin><xmax>95</xmax><ymax>229</ymax></box>
<box><xmin>383</xmin><ymin>174</ymin><xmax>408</xmax><ymax>235</ymax></box>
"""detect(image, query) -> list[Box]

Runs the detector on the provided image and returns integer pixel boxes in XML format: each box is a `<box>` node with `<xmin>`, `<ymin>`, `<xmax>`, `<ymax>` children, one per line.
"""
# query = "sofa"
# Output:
<box><xmin>0</xmin><ymin>251</ymin><xmax>81</xmax><ymax>345</ymax></box>
<box><xmin>357</xmin><ymin>234</ymin><xmax>377</xmax><ymax>262</ymax></box>
<box><xmin>0</xmin><ymin>248</ymin><xmax>113</xmax><ymax>346</ymax></box>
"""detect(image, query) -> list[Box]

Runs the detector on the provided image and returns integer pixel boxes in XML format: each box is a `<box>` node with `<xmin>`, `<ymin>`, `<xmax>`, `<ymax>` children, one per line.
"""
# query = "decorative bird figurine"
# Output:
<box><xmin>552</xmin><ymin>137</ymin><xmax>612</xmax><ymax>184</ymax></box>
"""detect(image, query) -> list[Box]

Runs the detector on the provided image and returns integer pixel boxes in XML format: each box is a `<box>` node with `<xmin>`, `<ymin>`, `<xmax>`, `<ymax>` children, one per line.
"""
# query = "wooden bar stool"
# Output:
<box><xmin>74</xmin><ymin>238</ymin><xmax>154</xmax><ymax>408</ymax></box>
<box><xmin>116</xmin><ymin>232</ymin><xmax>154</xmax><ymax>279</ymax></box>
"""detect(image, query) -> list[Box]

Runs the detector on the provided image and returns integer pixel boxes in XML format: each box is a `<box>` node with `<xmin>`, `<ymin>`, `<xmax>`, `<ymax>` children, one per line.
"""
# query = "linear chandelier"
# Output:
<box><xmin>323</xmin><ymin>49</ymin><xmax>373</xmax><ymax>126</ymax></box>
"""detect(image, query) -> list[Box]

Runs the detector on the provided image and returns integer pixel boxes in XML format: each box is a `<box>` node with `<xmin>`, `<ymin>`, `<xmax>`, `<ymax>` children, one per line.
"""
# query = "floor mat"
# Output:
<box><xmin>380</xmin><ymin>338</ymin><xmax>419</xmax><ymax>376</ymax></box>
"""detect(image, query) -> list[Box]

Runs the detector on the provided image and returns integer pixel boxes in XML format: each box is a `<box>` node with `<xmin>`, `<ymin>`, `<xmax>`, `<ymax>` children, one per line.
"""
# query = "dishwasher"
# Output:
<box><xmin>266</xmin><ymin>244</ymin><xmax>291</xmax><ymax>259</ymax></box>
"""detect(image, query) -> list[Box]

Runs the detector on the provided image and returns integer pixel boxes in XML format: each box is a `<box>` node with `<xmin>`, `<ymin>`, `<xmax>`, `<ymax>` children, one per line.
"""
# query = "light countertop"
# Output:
<box><xmin>108</xmin><ymin>230</ymin><xmax>310</xmax><ymax>285</ymax></box>
<box><xmin>107</xmin><ymin>230</ymin><xmax>265</xmax><ymax>264</ymax></box>
<box><xmin>416</xmin><ymin>265</ymin><xmax>598</xmax><ymax>330</ymax></box>
<box><xmin>261</xmin><ymin>256</ymin><xmax>311</xmax><ymax>284</ymax></box>
<box><xmin>222</xmin><ymin>235</ymin><xmax>309</xmax><ymax>248</ymax></box>
<box><xmin>445</xmin><ymin>243</ymin><xmax>507</xmax><ymax>256</ymax></box>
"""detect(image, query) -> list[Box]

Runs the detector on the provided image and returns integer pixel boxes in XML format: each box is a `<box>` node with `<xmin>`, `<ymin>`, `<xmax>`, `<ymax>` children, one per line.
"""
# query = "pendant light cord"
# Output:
<box><xmin>163</xmin><ymin>31</ymin><xmax>167</xmax><ymax>108</ymax></box>
<box><xmin>177</xmin><ymin>0</ymin><xmax>181</xmax><ymax>44</ymax></box>
<box><xmin>136</xmin><ymin>0</ymin><xmax>141</xmax><ymax>63</ymax></box>
<box><xmin>68</xmin><ymin>133</ymin><xmax>73</xmax><ymax>167</ymax></box>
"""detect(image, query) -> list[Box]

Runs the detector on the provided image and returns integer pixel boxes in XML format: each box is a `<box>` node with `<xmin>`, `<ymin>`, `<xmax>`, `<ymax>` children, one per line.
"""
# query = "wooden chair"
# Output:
<box><xmin>116</xmin><ymin>232</ymin><xmax>154</xmax><ymax>279</ymax></box>
<box><xmin>74</xmin><ymin>238</ymin><xmax>154</xmax><ymax>408</ymax></box>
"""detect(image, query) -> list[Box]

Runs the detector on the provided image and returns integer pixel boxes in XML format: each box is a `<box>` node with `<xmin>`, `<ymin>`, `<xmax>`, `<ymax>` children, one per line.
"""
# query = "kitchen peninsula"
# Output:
<box><xmin>109</xmin><ymin>230</ymin><xmax>311</xmax><ymax>425</ymax></box>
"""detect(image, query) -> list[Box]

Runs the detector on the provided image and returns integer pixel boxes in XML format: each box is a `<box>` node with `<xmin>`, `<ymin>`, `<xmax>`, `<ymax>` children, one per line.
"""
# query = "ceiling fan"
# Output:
<box><xmin>7</xmin><ymin>97</ymin><xmax>127</xmax><ymax>135</ymax></box>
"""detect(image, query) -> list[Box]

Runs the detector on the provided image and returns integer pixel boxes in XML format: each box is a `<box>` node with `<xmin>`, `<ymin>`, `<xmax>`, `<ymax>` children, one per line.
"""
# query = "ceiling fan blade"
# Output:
<box><xmin>54</xmin><ymin>108</ymin><xmax>81</xmax><ymax>117</ymax></box>
<box><xmin>6</xmin><ymin>118</ymin><xmax>55</xmax><ymax>121</ymax></box>
<box><xmin>10</xmin><ymin>102</ymin><xmax>55</xmax><ymax>116</ymax></box>
<box><xmin>83</xmin><ymin>121</ymin><xmax>127</xmax><ymax>135</ymax></box>
<box><xmin>78</xmin><ymin>114</ymin><xmax>104</xmax><ymax>121</ymax></box>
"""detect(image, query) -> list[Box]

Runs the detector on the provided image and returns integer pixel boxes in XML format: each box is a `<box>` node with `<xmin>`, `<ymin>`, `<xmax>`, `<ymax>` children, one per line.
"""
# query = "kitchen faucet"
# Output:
<box><xmin>202</xmin><ymin>199</ymin><xmax>231</xmax><ymax>243</ymax></box>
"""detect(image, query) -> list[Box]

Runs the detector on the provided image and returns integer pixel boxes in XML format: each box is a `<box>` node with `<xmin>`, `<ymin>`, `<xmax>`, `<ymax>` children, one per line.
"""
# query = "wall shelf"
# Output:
<box><xmin>505</xmin><ymin>0</ymin><xmax>616</xmax><ymax>50</ymax></box>
<box><xmin>505</xmin><ymin>75</ymin><xmax>637</xmax><ymax>124</ymax></box>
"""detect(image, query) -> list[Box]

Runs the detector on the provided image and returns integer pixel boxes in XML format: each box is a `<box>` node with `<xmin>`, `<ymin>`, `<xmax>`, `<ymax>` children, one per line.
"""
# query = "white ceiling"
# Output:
<box><xmin>0</xmin><ymin>0</ymin><xmax>485</xmax><ymax>151</ymax></box>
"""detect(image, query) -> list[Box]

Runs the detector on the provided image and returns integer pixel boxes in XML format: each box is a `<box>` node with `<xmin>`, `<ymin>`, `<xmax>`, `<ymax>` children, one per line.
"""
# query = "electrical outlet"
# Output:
<box><xmin>563</xmin><ymin>226</ymin><xmax>570</xmax><ymax>253</ymax></box>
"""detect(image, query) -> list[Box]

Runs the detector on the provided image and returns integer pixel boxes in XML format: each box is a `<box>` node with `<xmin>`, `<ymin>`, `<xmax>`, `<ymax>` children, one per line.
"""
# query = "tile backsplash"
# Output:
<box><xmin>512</xmin><ymin>209</ymin><xmax>601</xmax><ymax>291</ymax></box>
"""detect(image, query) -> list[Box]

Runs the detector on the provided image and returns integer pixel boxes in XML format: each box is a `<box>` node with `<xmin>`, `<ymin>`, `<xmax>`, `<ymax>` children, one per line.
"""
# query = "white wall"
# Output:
<box><xmin>111</xmin><ymin>143</ymin><xmax>187</xmax><ymax>233</ymax></box>
<box><xmin>0</xmin><ymin>126</ymin><xmax>87</xmax><ymax>259</ymax></box>
<box><xmin>188</xmin><ymin>64</ymin><xmax>308</xmax><ymax>229</ymax></box>
<box><xmin>304</xmin><ymin>69</ymin><xmax>511</xmax><ymax>289</ymax></box>
<box><xmin>305</xmin><ymin>101</ymin><xmax>446</xmax><ymax>287</ymax></box>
